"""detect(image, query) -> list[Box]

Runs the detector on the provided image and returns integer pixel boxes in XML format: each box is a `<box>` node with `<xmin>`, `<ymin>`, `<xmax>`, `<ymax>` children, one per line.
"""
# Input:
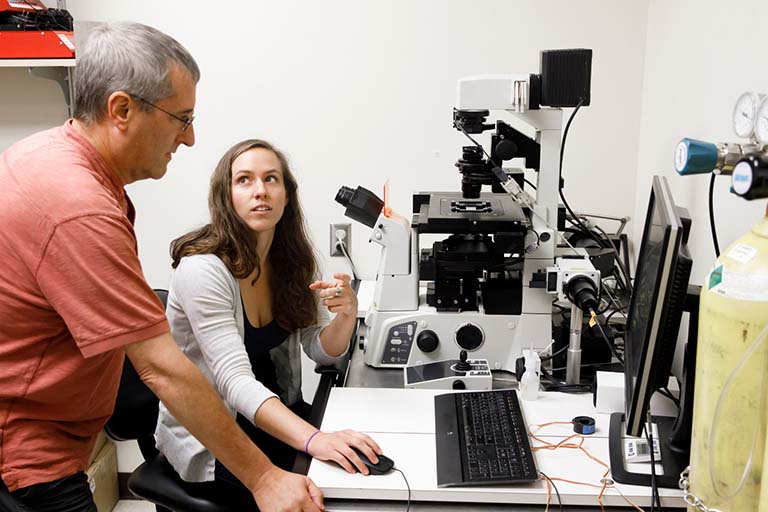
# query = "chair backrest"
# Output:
<box><xmin>104</xmin><ymin>289</ymin><xmax>168</xmax><ymax>458</ymax></box>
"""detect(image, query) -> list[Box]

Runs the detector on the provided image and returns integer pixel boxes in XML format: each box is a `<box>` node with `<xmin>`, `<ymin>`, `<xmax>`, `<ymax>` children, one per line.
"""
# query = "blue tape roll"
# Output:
<box><xmin>573</xmin><ymin>416</ymin><xmax>596</xmax><ymax>435</ymax></box>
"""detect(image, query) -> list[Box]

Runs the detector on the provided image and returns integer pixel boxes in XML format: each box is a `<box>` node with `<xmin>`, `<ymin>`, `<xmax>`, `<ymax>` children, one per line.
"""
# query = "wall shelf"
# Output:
<box><xmin>0</xmin><ymin>59</ymin><xmax>75</xmax><ymax>115</ymax></box>
<box><xmin>0</xmin><ymin>58</ymin><xmax>75</xmax><ymax>68</ymax></box>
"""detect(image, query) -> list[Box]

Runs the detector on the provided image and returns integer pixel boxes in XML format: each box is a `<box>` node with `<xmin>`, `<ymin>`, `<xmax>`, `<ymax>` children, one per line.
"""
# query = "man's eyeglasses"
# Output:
<box><xmin>130</xmin><ymin>94</ymin><xmax>194</xmax><ymax>132</ymax></box>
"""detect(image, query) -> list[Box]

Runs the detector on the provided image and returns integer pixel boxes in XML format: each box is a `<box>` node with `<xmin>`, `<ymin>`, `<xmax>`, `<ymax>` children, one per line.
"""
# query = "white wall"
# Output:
<box><xmin>0</xmin><ymin>68</ymin><xmax>70</xmax><ymax>152</ymax></box>
<box><xmin>634</xmin><ymin>0</ymin><xmax>768</xmax><ymax>286</ymax></box>
<box><xmin>54</xmin><ymin>0</ymin><xmax>650</xmax><ymax>287</ymax></box>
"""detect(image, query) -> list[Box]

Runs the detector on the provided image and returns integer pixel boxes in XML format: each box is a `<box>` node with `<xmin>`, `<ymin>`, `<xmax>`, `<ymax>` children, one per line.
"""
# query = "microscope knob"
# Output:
<box><xmin>416</xmin><ymin>330</ymin><xmax>439</xmax><ymax>353</ymax></box>
<box><xmin>455</xmin><ymin>323</ymin><xmax>484</xmax><ymax>351</ymax></box>
<box><xmin>495</xmin><ymin>138</ymin><xmax>518</xmax><ymax>161</ymax></box>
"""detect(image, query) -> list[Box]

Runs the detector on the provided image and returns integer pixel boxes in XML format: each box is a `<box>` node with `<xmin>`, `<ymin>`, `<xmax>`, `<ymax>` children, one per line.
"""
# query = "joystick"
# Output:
<box><xmin>455</xmin><ymin>350</ymin><xmax>472</xmax><ymax>372</ymax></box>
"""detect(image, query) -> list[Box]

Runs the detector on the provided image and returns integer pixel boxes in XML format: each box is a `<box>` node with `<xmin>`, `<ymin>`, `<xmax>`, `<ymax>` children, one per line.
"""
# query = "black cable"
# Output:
<box><xmin>644</xmin><ymin>415</ymin><xmax>662</xmax><ymax>511</ymax></box>
<box><xmin>595</xmin><ymin>296</ymin><xmax>610</xmax><ymax>315</ymax></box>
<box><xmin>552</xmin><ymin>299</ymin><xmax>570</xmax><ymax>314</ymax></box>
<box><xmin>591</xmin><ymin>223</ymin><xmax>633</xmax><ymax>298</ymax></box>
<box><xmin>393</xmin><ymin>467</ymin><xmax>411</xmax><ymax>512</ymax></box>
<box><xmin>528</xmin><ymin>221</ymin><xmax>541</xmax><ymax>248</ymax></box>
<box><xmin>549</xmin><ymin>361</ymin><xmax>619</xmax><ymax>373</ymax></box>
<box><xmin>657</xmin><ymin>386</ymin><xmax>680</xmax><ymax>407</ymax></box>
<box><xmin>457</xmin><ymin>125</ymin><xmax>496</xmax><ymax>165</ymax></box>
<box><xmin>556</xmin><ymin>99</ymin><xmax>633</xmax><ymax>301</ymax></box>
<box><xmin>539</xmin><ymin>471</ymin><xmax>564</xmax><ymax>512</ymax></box>
<box><xmin>524</xmin><ymin>178</ymin><xmax>537</xmax><ymax>190</ymax></box>
<box><xmin>708</xmin><ymin>172</ymin><xmax>720</xmax><ymax>258</ymax></box>
<box><xmin>540</xmin><ymin>344</ymin><xmax>568</xmax><ymax>362</ymax></box>
<box><xmin>589</xmin><ymin>309</ymin><xmax>625</xmax><ymax>366</ymax></box>
<box><xmin>558</xmin><ymin>98</ymin><xmax>584</xmax><ymax>188</ymax></box>
<box><xmin>605</xmin><ymin>308</ymin><xmax>626</xmax><ymax>326</ymax></box>
<box><xmin>540</xmin><ymin>366</ymin><xmax>593</xmax><ymax>393</ymax></box>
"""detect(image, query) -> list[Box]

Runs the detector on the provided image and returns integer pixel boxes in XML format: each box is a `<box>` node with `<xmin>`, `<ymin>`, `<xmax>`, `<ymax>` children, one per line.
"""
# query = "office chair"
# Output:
<box><xmin>104</xmin><ymin>289</ymin><xmax>236</xmax><ymax>512</ymax></box>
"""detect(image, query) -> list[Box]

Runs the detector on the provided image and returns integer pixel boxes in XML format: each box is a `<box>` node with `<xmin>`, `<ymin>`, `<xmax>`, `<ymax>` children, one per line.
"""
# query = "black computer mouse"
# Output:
<box><xmin>350</xmin><ymin>447</ymin><xmax>395</xmax><ymax>475</ymax></box>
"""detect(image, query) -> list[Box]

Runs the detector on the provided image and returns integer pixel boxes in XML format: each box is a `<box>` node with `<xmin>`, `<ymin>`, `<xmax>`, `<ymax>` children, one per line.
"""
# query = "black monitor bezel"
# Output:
<box><xmin>624</xmin><ymin>176</ymin><xmax>684</xmax><ymax>437</ymax></box>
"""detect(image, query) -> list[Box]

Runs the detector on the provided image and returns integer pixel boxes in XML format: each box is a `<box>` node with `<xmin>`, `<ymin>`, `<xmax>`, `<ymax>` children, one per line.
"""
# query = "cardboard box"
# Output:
<box><xmin>86</xmin><ymin>441</ymin><xmax>118</xmax><ymax>512</ymax></box>
<box><xmin>88</xmin><ymin>430</ymin><xmax>107</xmax><ymax>466</ymax></box>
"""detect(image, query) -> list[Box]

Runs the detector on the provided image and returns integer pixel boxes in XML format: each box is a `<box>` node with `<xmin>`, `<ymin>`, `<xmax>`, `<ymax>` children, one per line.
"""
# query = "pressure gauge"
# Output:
<box><xmin>732</xmin><ymin>92</ymin><xmax>762</xmax><ymax>138</ymax></box>
<box><xmin>755</xmin><ymin>96</ymin><xmax>768</xmax><ymax>145</ymax></box>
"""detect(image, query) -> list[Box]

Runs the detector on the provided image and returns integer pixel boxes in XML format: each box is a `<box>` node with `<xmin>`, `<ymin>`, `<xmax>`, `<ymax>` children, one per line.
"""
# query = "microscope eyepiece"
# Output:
<box><xmin>334</xmin><ymin>185</ymin><xmax>385</xmax><ymax>228</ymax></box>
<box><xmin>335</xmin><ymin>186</ymin><xmax>355</xmax><ymax>207</ymax></box>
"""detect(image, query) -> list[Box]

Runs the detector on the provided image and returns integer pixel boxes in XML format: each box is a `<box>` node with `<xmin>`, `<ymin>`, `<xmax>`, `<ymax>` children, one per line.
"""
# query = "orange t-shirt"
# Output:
<box><xmin>0</xmin><ymin>120</ymin><xmax>170</xmax><ymax>491</ymax></box>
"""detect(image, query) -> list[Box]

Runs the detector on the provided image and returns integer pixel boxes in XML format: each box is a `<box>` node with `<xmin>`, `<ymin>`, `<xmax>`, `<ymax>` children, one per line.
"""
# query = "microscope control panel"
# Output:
<box><xmin>380</xmin><ymin>321</ymin><xmax>417</xmax><ymax>365</ymax></box>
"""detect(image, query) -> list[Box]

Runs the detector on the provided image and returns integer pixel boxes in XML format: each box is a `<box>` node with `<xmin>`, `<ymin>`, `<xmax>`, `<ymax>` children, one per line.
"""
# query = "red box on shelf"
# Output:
<box><xmin>0</xmin><ymin>0</ymin><xmax>47</xmax><ymax>14</ymax></box>
<box><xmin>0</xmin><ymin>30</ymin><xmax>74</xmax><ymax>58</ymax></box>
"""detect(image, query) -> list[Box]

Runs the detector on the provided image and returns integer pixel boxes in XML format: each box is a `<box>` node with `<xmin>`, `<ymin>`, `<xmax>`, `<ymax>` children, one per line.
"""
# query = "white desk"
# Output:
<box><xmin>308</xmin><ymin>387</ymin><xmax>685</xmax><ymax>509</ymax></box>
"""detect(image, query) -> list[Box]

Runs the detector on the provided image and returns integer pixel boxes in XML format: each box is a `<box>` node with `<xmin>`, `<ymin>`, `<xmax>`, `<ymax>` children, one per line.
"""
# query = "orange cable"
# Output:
<box><xmin>539</xmin><ymin>475</ymin><xmax>551</xmax><ymax>512</ymax></box>
<box><xmin>529</xmin><ymin>421</ymin><xmax>647</xmax><ymax>511</ymax></box>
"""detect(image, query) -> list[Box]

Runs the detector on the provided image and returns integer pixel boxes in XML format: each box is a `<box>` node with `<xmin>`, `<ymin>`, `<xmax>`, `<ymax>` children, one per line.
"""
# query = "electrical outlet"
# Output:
<box><xmin>330</xmin><ymin>223</ymin><xmax>351</xmax><ymax>257</ymax></box>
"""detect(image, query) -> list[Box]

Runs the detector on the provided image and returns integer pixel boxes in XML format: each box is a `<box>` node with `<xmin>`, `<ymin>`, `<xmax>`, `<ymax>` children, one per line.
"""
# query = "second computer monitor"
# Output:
<box><xmin>623</xmin><ymin>175</ymin><xmax>692</xmax><ymax>437</ymax></box>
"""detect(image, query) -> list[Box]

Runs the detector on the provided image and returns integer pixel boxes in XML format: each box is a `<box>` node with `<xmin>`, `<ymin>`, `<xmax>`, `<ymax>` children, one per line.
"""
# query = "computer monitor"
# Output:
<box><xmin>608</xmin><ymin>175</ymin><xmax>695</xmax><ymax>488</ymax></box>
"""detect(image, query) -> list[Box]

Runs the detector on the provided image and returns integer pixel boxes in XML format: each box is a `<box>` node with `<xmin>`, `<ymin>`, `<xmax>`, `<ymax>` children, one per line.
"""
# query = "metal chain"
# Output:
<box><xmin>679</xmin><ymin>466</ymin><xmax>724</xmax><ymax>512</ymax></box>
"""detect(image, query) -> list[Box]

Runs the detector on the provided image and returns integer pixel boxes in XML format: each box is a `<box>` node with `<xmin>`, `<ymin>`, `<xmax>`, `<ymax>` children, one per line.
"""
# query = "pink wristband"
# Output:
<box><xmin>304</xmin><ymin>430</ymin><xmax>321</xmax><ymax>454</ymax></box>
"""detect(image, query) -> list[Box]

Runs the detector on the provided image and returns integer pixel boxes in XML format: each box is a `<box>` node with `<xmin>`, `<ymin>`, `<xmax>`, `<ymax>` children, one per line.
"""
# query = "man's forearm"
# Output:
<box><xmin>125</xmin><ymin>332</ymin><xmax>273</xmax><ymax>491</ymax></box>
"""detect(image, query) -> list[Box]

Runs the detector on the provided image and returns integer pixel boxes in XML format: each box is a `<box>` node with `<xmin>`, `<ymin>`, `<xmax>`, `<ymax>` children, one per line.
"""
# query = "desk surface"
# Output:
<box><xmin>309</xmin><ymin>386</ymin><xmax>685</xmax><ymax>510</ymax></box>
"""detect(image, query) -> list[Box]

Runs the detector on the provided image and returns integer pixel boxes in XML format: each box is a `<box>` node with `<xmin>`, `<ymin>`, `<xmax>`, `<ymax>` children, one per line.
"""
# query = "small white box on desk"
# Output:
<box><xmin>594</xmin><ymin>371</ymin><xmax>625</xmax><ymax>414</ymax></box>
<box><xmin>594</xmin><ymin>371</ymin><xmax>680</xmax><ymax>416</ymax></box>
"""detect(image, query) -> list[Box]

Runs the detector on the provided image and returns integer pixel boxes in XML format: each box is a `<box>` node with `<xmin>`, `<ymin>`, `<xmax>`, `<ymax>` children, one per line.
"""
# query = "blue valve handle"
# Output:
<box><xmin>674</xmin><ymin>138</ymin><xmax>718</xmax><ymax>175</ymax></box>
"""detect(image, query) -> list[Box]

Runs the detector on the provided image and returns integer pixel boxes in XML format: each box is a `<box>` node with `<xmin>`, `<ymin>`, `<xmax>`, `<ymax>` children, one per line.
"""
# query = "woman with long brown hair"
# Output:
<box><xmin>155</xmin><ymin>139</ymin><xmax>381</xmax><ymax>502</ymax></box>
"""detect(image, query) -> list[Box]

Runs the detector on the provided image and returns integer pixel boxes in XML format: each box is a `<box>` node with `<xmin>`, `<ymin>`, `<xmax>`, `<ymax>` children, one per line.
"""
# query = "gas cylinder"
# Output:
<box><xmin>688</xmin><ymin>208</ymin><xmax>768</xmax><ymax>511</ymax></box>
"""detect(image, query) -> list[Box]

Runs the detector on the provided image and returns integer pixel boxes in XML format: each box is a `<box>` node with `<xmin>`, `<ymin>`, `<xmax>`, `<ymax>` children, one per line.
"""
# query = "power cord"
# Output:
<box><xmin>334</xmin><ymin>229</ymin><xmax>359</xmax><ymax>280</ymax></box>
<box><xmin>393</xmin><ymin>467</ymin><xmax>411</xmax><ymax>512</ymax></box>
<box><xmin>645</xmin><ymin>412</ymin><xmax>662</xmax><ymax>511</ymax></box>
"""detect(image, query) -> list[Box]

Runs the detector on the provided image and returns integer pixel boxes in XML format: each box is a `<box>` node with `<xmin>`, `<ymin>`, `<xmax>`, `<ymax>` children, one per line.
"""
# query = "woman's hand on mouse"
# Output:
<box><xmin>305</xmin><ymin>429</ymin><xmax>381</xmax><ymax>475</ymax></box>
<box><xmin>309</xmin><ymin>273</ymin><xmax>357</xmax><ymax>318</ymax></box>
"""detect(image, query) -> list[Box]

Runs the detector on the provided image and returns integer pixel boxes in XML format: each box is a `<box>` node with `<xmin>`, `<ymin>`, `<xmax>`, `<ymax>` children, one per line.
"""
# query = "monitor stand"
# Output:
<box><xmin>608</xmin><ymin>413</ymin><xmax>688</xmax><ymax>488</ymax></box>
<box><xmin>609</xmin><ymin>285</ymin><xmax>699</xmax><ymax>489</ymax></box>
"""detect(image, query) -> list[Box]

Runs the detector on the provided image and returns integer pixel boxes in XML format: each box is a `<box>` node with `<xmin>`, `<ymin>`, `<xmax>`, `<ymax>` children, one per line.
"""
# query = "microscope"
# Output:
<box><xmin>336</xmin><ymin>49</ymin><xmax>601</xmax><ymax>383</ymax></box>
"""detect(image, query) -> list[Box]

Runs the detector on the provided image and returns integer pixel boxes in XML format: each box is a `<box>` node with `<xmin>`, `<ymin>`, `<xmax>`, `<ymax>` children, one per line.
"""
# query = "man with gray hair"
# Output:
<box><xmin>0</xmin><ymin>22</ymin><xmax>324</xmax><ymax>512</ymax></box>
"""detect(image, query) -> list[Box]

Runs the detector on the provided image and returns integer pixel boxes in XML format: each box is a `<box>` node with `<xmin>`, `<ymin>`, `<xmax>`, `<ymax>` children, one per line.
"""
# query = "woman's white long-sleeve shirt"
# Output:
<box><xmin>155</xmin><ymin>253</ymin><xmax>341</xmax><ymax>482</ymax></box>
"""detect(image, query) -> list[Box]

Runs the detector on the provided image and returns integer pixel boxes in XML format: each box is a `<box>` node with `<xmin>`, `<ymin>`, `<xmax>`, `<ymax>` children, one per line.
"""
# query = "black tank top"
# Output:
<box><xmin>240</xmin><ymin>295</ymin><xmax>289</xmax><ymax>396</ymax></box>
